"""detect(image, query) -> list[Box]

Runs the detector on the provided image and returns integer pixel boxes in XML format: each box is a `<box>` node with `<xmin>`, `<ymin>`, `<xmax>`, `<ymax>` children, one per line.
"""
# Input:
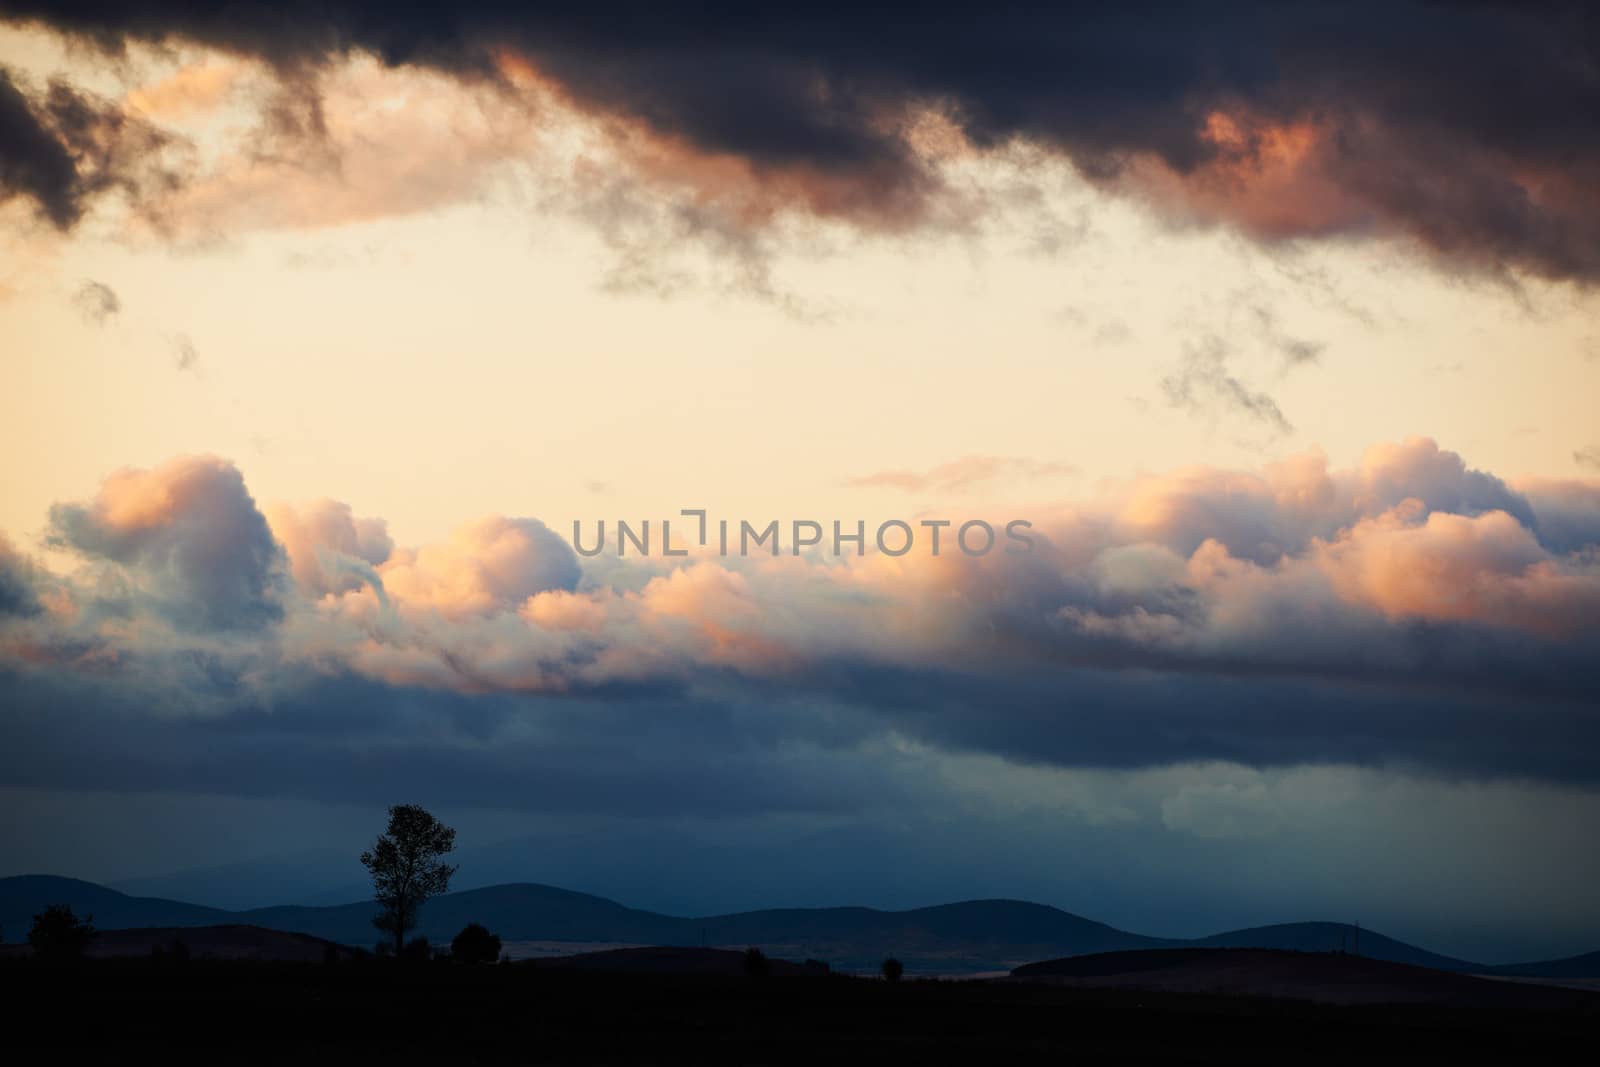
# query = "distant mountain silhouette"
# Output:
<box><xmin>1482</xmin><ymin>949</ymin><xmax>1600</xmax><ymax>979</ymax></box>
<box><xmin>0</xmin><ymin>874</ymin><xmax>1518</xmax><ymax>974</ymax></box>
<box><xmin>108</xmin><ymin>851</ymin><xmax>357</xmax><ymax>910</ymax></box>
<box><xmin>0</xmin><ymin>875</ymin><xmax>228</xmax><ymax>931</ymax></box>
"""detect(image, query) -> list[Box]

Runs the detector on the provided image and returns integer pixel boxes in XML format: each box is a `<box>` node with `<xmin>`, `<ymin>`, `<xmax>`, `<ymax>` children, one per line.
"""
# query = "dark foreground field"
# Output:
<box><xmin>3</xmin><ymin>955</ymin><xmax>1595</xmax><ymax>1065</ymax></box>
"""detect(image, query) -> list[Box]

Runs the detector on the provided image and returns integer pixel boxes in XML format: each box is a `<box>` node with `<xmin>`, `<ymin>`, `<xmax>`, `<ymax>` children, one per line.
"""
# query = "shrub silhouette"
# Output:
<box><xmin>400</xmin><ymin>936</ymin><xmax>433</xmax><ymax>963</ymax></box>
<box><xmin>743</xmin><ymin>946</ymin><xmax>770</xmax><ymax>979</ymax></box>
<box><xmin>451</xmin><ymin>922</ymin><xmax>502</xmax><ymax>964</ymax></box>
<box><xmin>150</xmin><ymin>937</ymin><xmax>190</xmax><ymax>964</ymax></box>
<box><xmin>29</xmin><ymin>904</ymin><xmax>94</xmax><ymax>961</ymax></box>
<box><xmin>881</xmin><ymin>957</ymin><xmax>904</xmax><ymax>982</ymax></box>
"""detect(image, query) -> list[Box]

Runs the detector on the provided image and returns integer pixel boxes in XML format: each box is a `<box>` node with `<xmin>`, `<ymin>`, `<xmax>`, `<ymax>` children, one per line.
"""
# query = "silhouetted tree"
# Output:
<box><xmin>360</xmin><ymin>803</ymin><xmax>457</xmax><ymax>957</ymax></box>
<box><xmin>881</xmin><ymin>956</ymin><xmax>904</xmax><ymax>982</ymax></box>
<box><xmin>29</xmin><ymin>904</ymin><xmax>94</xmax><ymax>961</ymax></box>
<box><xmin>743</xmin><ymin>946</ymin><xmax>770</xmax><ymax>979</ymax></box>
<box><xmin>451</xmin><ymin>922</ymin><xmax>502</xmax><ymax>964</ymax></box>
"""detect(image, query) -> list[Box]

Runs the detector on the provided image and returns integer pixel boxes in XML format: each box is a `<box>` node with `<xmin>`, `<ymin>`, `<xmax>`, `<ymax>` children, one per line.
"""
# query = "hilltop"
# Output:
<box><xmin>5</xmin><ymin>874</ymin><xmax>1562</xmax><ymax>976</ymax></box>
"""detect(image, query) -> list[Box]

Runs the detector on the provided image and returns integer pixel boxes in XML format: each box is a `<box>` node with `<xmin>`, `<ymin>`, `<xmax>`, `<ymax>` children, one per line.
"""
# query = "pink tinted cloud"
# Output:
<box><xmin>7</xmin><ymin>439</ymin><xmax>1598</xmax><ymax>701</ymax></box>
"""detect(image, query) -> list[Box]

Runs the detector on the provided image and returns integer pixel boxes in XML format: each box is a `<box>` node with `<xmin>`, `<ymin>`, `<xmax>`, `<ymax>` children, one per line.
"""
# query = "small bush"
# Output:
<box><xmin>450</xmin><ymin>922</ymin><xmax>502</xmax><ymax>965</ymax></box>
<box><xmin>400</xmin><ymin>936</ymin><xmax>432</xmax><ymax>963</ymax></box>
<box><xmin>29</xmin><ymin>905</ymin><xmax>94</xmax><ymax>962</ymax></box>
<box><xmin>743</xmin><ymin>946</ymin><xmax>770</xmax><ymax>979</ymax></box>
<box><xmin>881</xmin><ymin>957</ymin><xmax>904</xmax><ymax>982</ymax></box>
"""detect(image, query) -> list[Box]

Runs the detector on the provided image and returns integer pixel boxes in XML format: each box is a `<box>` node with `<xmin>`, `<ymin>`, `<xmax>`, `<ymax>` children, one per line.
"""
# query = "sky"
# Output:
<box><xmin>1</xmin><ymin>3</ymin><xmax>1598</xmax><ymax>965</ymax></box>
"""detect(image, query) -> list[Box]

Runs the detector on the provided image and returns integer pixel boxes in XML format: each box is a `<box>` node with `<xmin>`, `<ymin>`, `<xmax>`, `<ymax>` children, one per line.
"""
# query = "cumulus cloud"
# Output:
<box><xmin>45</xmin><ymin>455</ymin><xmax>287</xmax><ymax>631</ymax></box>
<box><xmin>1314</xmin><ymin>504</ymin><xmax>1600</xmax><ymax>637</ymax></box>
<box><xmin>5</xmin><ymin>439</ymin><xmax>1599</xmax><ymax>793</ymax></box>
<box><xmin>265</xmin><ymin>498</ymin><xmax>392</xmax><ymax>599</ymax></box>
<box><xmin>378</xmin><ymin>516</ymin><xmax>580</xmax><ymax>619</ymax></box>
<box><xmin>1513</xmin><ymin>478</ymin><xmax>1600</xmax><ymax>555</ymax></box>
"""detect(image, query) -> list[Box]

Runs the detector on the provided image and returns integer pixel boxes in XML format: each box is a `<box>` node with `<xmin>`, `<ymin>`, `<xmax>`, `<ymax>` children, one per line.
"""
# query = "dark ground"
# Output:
<box><xmin>3</xmin><ymin>956</ymin><xmax>1596</xmax><ymax>1064</ymax></box>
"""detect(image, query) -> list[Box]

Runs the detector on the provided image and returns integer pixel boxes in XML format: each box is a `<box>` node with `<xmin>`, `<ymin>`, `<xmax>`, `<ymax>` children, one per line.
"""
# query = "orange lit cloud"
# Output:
<box><xmin>9</xmin><ymin>440</ymin><xmax>1598</xmax><ymax>705</ymax></box>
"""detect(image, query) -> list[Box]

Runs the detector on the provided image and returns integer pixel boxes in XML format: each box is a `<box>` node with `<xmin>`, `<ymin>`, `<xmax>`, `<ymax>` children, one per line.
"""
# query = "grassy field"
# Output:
<box><xmin>3</xmin><ymin>957</ymin><xmax>1595</xmax><ymax>1064</ymax></box>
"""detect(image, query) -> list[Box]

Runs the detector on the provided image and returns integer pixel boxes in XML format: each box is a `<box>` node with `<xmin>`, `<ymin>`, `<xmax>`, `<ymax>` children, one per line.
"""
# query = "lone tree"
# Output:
<box><xmin>360</xmin><ymin>804</ymin><xmax>457</xmax><ymax>957</ymax></box>
<box><xmin>451</xmin><ymin>922</ymin><xmax>502</xmax><ymax>964</ymax></box>
<box><xmin>881</xmin><ymin>956</ymin><xmax>904</xmax><ymax>982</ymax></box>
<box><xmin>30</xmin><ymin>904</ymin><xmax>94</xmax><ymax>961</ymax></box>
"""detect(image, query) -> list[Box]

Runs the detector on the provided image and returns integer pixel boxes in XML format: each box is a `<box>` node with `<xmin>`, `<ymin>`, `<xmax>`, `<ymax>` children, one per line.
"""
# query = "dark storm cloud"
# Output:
<box><xmin>0</xmin><ymin>62</ymin><xmax>180</xmax><ymax>228</ymax></box>
<box><xmin>0</xmin><ymin>669</ymin><xmax>902</xmax><ymax>816</ymax></box>
<box><xmin>0</xmin><ymin>65</ymin><xmax>77</xmax><ymax>224</ymax></box>
<box><xmin>2</xmin><ymin>621</ymin><xmax>1599</xmax><ymax>825</ymax></box>
<box><xmin>788</xmin><ymin>648</ymin><xmax>1600</xmax><ymax>784</ymax></box>
<box><xmin>2</xmin><ymin>3</ymin><xmax>1597</xmax><ymax>278</ymax></box>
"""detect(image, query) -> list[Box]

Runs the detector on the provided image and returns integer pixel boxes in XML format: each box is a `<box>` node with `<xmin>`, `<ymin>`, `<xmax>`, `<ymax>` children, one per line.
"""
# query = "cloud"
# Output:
<box><xmin>4</xmin><ymin>4</ymin><xmax>1597</xmax><ymax>281</ymax></box>
<box><xmin>171</xmin><ymin>332</ymin><xmax>198</xmax><ymax>371</ymax></box>
<box><xmin>124</xmin><ymin>58</ymin><xmax>242</xmax><ymax>120</ymax></box>
<box><xmin>4</xmin><ymin>439</ymin><xmax>1598</xmax><ymax>795</ymax></box>
<box><xmin>378</xmin><ymin>516</ymin><xmax>580</xmax><ymax>619</ymax></box>
<box><xmin>1575</xmin><ymin>447</ymin><xmax>1600</xmax><ymax>471</ymax></box>
<box><xmin>265</xmin><ymin>498</ymin><xmax>392</xmax><ymax>599</ymax></box>
<box><xmin>1160</xmin><ymin>773</ymin><xmax>1282</xmax><ymax>841</ymax></box>
<box><xmin>139</xmin><ymin>56</ymin><xmax>542</xmax><ymax>240</ymax></box>
<box><xmin>1513</xmin><ymin>478</ymin><xmax>1600</xmax><ymax>555</ymax></box>
<box><xmin>0</xmin><ymin>533</ymin><xmax>42</xmax><ymax>617</ymax></box>
<box><xmin>0</xmin><ymin>64</ymin><xmax>183</xmax><ymax>229</ymax></box>
<box><xmin>1161</xmin><ymin>337</ymin><xmax>1293</xmax><ymax>438</ymax></box>
<box><xmin>0</xmin><ymin>66</ymin><xmax>80</xmax><ymax>227</ymax></box>
<box><xmin>70</xmin><ymin>278</ymin><xmax>119</xmax><ymax>324</ymax></box>
<box><xmin>1314</xmin><ymin>504</ymin><xmax>1600</xmax><ymax>637</ymax></box>
<box><xmin>44</xmin><ymin>455</ymin><xmax>287</xmax><ymax>631</ymax></box>
<box><xmin>846</xmin><ymin>456</ymin><xmax>1076</xmax><ymax>494</ymax></box>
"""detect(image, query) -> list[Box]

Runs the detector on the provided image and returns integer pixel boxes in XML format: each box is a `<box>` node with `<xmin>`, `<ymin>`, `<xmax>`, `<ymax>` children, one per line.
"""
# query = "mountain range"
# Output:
<box><xmin>3</xmin><ymin>874</ymin><xmax>1594</xmax><ymax>976</ymax></box>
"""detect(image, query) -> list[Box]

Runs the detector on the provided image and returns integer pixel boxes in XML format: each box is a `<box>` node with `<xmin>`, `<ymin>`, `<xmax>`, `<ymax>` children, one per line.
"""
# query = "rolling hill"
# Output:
<box><xmin>0</xmin><ymin>875</ymin><xmax>228</xmax><ymax>934</ymax></box>
<box><xmin>0</xmin><ymin>873</ymin><xmax>1543</xmax><ymax>974</ymax></box>
<box><xmin>1192</xmin><ymin>921</ymin><xmax>1477</xmax><ymax>971</ymax></box>
<box><xmin>1482</xmin><ymin>949</ymin><xmax>1600</xmax><ymax>979</ymax></box>
<box><xmin>1010</xmin><ymin>948</ymin><xmax>1595</xmax><ymax>1008</ymax></box>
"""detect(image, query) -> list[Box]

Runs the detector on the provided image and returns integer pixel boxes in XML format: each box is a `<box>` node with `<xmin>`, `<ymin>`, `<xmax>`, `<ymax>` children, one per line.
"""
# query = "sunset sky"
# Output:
<box><xmin>2</xmin><ymin>3</ymin><xmax>1598</xmax><ymax>963</ymax></box>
